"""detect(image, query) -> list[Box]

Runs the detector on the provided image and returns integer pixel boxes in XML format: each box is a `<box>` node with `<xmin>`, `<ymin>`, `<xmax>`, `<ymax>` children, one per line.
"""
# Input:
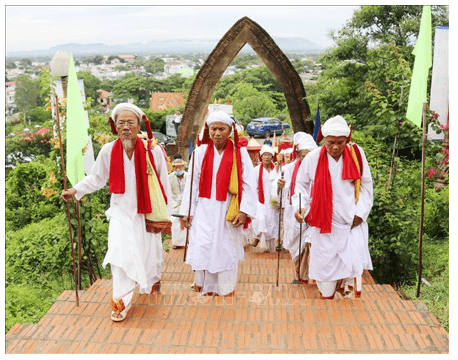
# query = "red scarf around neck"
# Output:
<box><xmin>258</xmin><ymin>162</ymin><xmax>274</xmax><ymax>204</ymax></box>
<box><xmin>306</xmin><ymin>145</ymin><xmax>361</xmax><ymax>234</ymax></box>
<box><xmin>289</xmin><ymin>158</ymin><xmax>302</xmax><ymax>205</ymax></box>
<box><xmin>199</xmin><ymin>139</ymin><xmax>236</xmax><ymax>201</ymax></box>
<box><xmin>109</xmin><ymin>137</ymin><xmax>151</xmax><ymax>214</ymax></box>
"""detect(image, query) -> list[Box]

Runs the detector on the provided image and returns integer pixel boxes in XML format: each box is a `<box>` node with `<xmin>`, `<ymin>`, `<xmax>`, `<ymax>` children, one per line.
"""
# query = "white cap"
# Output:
<box><xmin>297</xmin><ymin>133</ymin><xmax>318</xmax><ymax>151</ymax></box>
<box><xmin>206</xmin><ymin>111</ymin><xmax>234</xmax><ymax>127</ymax></box>
<box><xmin>321</xmin><ymin>115</ymin><xmax>350</xmax><ymax>137</ymax></box>
<box><xmin>260</xmin><ymin>145</ymin><xmax>275</xmax><ymax>156</ymax></box>
<box><xmin>111</xmin><ymin>103</ymin><xmax>144</xmax><ymax>121</ymax></box>
<box><xmin>293</xmin><ymin>132</ymin><xmax>308</xmax><ymax>145</ymax></box>
<box><xmin>280</xmin><ymin>147</ymin><xmax>294</xmax><ymax>155</ymax></box>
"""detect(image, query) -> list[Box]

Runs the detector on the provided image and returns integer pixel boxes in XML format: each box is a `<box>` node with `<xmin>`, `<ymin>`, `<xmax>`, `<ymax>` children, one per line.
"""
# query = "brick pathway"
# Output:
<box><xmin>5</xmin><ymin>245</ymin><xmax>449</xmax><ymax>354</ymax></box>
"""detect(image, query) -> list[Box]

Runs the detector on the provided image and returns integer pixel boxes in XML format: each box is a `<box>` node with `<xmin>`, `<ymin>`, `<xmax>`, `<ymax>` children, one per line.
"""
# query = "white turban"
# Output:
<box><xmin>293</xmin><ymin>132</ymin><xmax>308</xmax><ymax>145</ymax></box>
<box><xmin>206</xmin><ymin>111</ymin><xmax>234</xmax><ymax>127</ymax></box>
<box><xmin>260</xmin><ymin>145</ymin><xmax>275</xmax><ymax>156</ymax></box>
<box><xmin>280</xmin><ymin>147</ymin><xmax>294</xmax><ymax>155</ymax></box>
<box><xmin>111</xmin><ymin>103</ymin><xmax>144</xmax><ymax>122</ymax></box>
<box><xmin>321</xmin><ymin>115</ymin><xmax>350</xmax><ymax>137</ymax></box>
<box><xmin>297</xmin><ymin>133</ymin><xmax>318</xmax><ymax>151</ymax></box>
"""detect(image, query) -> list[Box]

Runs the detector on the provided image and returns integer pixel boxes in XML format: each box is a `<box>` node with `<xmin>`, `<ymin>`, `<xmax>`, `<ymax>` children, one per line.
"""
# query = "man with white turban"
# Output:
<box><xmin>250</xmin><ymin>144</ymin><xmax>280</xmax><ymax>252</ymax></box>
<box><xmin>180</xmin><ymin>111</ymin><xmax>257</xmax><ymax>296</ymax></box>
<box><xmin>292</xmin><ymin>115</ymin><xmax>373</xmax><ymax>299</ymax></box>
<box><xmin>272</xmin><ymin>133</ymin><xmax>318</xmax><ymax>283</ymax></box>
<box><xmin>61</xmin><ymin>103</ymin><xmax>173</xmax><ymax>321</ymax></box>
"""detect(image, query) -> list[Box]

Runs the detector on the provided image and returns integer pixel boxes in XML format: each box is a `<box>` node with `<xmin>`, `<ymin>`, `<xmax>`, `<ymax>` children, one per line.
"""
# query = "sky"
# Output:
<box><xmin>5</xmin><ymin>3</ymin><xmax>361</xmax><ymax>53</ymax></box>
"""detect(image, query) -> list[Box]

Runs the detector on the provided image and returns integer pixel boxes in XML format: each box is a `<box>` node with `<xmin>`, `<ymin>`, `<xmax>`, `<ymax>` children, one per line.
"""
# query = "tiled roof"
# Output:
<box><xmin>150</xmin><ymin>92</ymin><xmax>186</xmax><ymax>112</ymax></box>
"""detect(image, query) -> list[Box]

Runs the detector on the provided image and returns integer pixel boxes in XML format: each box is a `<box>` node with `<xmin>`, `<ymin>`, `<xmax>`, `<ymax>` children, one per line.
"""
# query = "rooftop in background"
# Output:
<box><xmin>150</xmin><ymin>92</ymin><xmax>186</xmax><ymax>112</ymax></box>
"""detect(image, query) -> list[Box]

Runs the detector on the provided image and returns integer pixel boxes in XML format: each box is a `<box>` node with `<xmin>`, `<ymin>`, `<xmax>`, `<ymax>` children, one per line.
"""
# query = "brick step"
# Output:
<box><xmin>6</xmin><ymin>315</ymin><xmax>449</xmax><ymax>354</ymax></box>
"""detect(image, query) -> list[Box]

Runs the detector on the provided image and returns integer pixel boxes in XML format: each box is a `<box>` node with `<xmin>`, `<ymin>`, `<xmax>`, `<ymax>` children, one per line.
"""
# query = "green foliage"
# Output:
<box><xmin>77</xmin><ymin>70</ymin><xmax>103</xmax><ymax>106</ymax></box>
<box><xmin>5</xmin><ymin>283</ymin><xmax>60</xmax><ymax>333</ymax></box>
<box><xmin>423</xmin><ymin>187</ymin><xmax>449</xmax><ymax>242</ymax></box>
<box><xmin>5</xmin><ymin>215</ymin><xmax>72</xmax><ymax>286</ymax></box>
<box><xmin>5</xmin><ymin>156</ymin><xmax>61</xmax><ymax>229</ymax></box>
<box><xmin>400</xmin><ymin>240</ymin><xmax>449</xmax><ymax>332</ymax></box>
<box><xmin>15</xmin><ymin>75</ymin><xmax>44</xmax><ymax>112</ymax></box>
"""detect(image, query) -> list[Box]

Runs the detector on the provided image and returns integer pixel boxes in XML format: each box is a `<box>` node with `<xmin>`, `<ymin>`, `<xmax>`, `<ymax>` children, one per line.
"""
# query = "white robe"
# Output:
<box><xmin>169</xmin><ymin>171</ymin><xmax>188</xmax><ymax>246</ymax></box>
<box><xmin>73</xmin><ymin>139</ymin><xmax>172</xmax><ymax>295</ymax></box>
<box><xmin>292</xmin><ymin>145</ymin><xmax>373</xmax><ymax>282</ymax></box>
<box><xmin>271</xmin><ymin>160</ymin><xmax>311</xmax><ymax>262</ymax></box>
<box><xmin>252</xmin><ymin>164</ymin><xmax>280</xmax><ymax>242</ymax></box>
<box><xmin>179</xmin><ymin>143</ymin><xmax>257</xmax><ymax>294</ymax></box>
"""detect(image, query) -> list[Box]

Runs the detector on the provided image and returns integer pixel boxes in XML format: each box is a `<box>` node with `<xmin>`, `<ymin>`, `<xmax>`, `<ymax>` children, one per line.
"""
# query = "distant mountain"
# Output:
<box><xmin>6</xmin><ymin>37</ymin><xmax>326</xmax><ymax>58</ymax></box>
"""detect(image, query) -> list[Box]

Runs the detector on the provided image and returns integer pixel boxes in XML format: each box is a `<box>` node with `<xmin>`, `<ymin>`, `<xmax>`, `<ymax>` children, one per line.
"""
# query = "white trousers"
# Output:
<box><xmin>194</xmin><ymin>265</ymin><xmax>238</xmax><ymax>296</ymax></box>
<box><xmin>112</xmin><ymin>265</ymin><xmax>135</xmax><ymax>306</ymax></box>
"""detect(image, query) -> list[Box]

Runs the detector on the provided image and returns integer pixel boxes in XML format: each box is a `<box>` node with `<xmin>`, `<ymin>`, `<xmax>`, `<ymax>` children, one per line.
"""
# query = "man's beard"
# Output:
<box><xmin>121</xmin><ymin>138</ymin><xmax>134</xmax><ymax>151</ymax></box>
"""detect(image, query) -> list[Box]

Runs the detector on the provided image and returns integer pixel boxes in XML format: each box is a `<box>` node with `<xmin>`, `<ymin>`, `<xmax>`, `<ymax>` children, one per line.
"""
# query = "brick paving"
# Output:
<box><xmin>5</xmin><ymin>245</ymin><xmax>449</xmax><ymax>354</ymax></box>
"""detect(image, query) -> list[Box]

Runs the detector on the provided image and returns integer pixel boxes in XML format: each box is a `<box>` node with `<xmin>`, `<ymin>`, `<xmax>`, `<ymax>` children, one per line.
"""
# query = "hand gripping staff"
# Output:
<box><xmin>276</xmin><ymin>169</ymin><xmax>284</xmax><ymax>287</ymax></box>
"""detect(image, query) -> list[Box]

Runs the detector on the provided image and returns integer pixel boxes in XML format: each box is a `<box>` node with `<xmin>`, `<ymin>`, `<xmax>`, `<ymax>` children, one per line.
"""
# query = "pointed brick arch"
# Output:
<box><xmin>176</xmin><ymin>16</ymin><xmax>311</xmax><ymax>157</ymax></box>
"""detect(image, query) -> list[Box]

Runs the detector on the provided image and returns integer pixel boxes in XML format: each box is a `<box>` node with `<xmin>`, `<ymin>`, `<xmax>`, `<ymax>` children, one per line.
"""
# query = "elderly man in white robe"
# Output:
<box><xmin>271</xmin><ymin>133</ymin><xmax>318</xmax><ymax>284</ymax></box>
<box><xmin>180</xmin><ymin>111</ymin><xmax>257</xmax><ymax>296</ymax></box>
<box><xmin>169</xmin><ymin>158</ymin><xmax>188</xmax><ymax>249</ymax></box>
<box><xmin>250</xmin><ymin>145</ymin><xmax>279</xmax><ymax>253</ymax></box>
<box><xmin>61</xmin><ymin>103</ymin><xmax>172</xmax><ymax>321</ymax></box>
<box><xmin>292</xmin><ymin>116</ymin><xmax>373</xmax><ymax>299</ymax></box>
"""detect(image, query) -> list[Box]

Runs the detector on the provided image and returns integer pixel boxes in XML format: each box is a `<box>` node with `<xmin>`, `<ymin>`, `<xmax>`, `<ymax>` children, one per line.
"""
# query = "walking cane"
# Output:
<box><xmin>276</xmin><ymin>169</ymin><xmax>284</xmax><ymax>287</ymax></box>
<box><xmin>183</xmin><ymin>142</ymin><xmax>196</xmax><ymax>262</ymax></box>
<box><xmin>56</xmin><ymin>95</ymin><xmax>79</xmax><ymax>306</ymax></box>
<box><xmin>298</xmin><ymin>193</ymin><xmax>302</xmax><ymax>284</ymax></box>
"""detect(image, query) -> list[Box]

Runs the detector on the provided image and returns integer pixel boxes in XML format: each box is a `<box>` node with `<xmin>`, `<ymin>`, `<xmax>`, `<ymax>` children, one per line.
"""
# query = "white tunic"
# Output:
<box><xmin>179</xmin><ymin>143</ymin><xmax>257</xmax><ymax>274</ymax></box>
<box><xmin>271</xmin><ymin>160</ymin><xmax>311</xmax><ymax>261</ymax></box>
<box><xmin>252</xmin><ymin>164</ymin><xmax>280</xmax><ymax>241</ymax></box>
<box><xmin>292</xmin><ymin>145</ymin><xmax>373</xmax><ymax>282</ymax></box>
<box><xmin>73</xmin><ymin>140</ymin><xmax>172</xmax><ymax>294</ymax></box>
<box><xmin>169</xmin><ymin>171</ymin><xmax>188</xmax><ymax>246</ymax></box>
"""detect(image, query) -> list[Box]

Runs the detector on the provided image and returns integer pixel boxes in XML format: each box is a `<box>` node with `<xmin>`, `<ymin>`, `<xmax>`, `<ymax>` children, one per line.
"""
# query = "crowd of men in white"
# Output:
<box><xmin>61</xmin><ymin>104</ymin><xmax>373</xmax><ymax>322</ymax></box>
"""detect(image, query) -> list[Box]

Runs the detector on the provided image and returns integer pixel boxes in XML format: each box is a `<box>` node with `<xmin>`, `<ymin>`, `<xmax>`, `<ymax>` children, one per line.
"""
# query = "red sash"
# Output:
<box><xmin>289</xmin><ymin>159</ymin><xmax>302</xmax><ymax>205</ymax></box>
<box><xmin>306</xmin><ymin>145</ymin><xmax>360</xmax><ymax>234</ymax></box>
<box><xmin>258</xmin><ymin>162</ymin><xmax>274</xmax><ymax>204</ymax></box>
<box><xmin>109</xmin><ymin>137</ymin><xmax>151</xmax><ymax>214</ymax></box>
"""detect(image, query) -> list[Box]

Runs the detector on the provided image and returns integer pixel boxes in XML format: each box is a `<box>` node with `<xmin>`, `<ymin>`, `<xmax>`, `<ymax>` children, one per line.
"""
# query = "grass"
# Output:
<box><xmin>398</xmin><ymin>240</ymin><xmax>449</xmax><ymax>332</ymax></box>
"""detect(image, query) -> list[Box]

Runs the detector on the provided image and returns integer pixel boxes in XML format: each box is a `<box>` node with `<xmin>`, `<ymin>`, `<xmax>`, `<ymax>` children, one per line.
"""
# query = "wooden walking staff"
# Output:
<box><xmin>298</xmin><ymin>193</ymin><xmax>302</xmax><ymax>284</ymax></box>
<box><xmin>183</xmin><ymin>139</ymin><xmax>196</xmax><ymax>262</ymax></box>
<box><xmin>276</xmin><ymin>169</ymin><xmax>284</xmax><ymax>287</ymax></box>
<box><xmin>55</xmin><ymin>95</ymin><xmax>79</xmax><ymax>306</ymax></box>
<box><xmin>416</xmin><ymin>102</ymin><xmax>428</xmax><ymax>298</ymax></box>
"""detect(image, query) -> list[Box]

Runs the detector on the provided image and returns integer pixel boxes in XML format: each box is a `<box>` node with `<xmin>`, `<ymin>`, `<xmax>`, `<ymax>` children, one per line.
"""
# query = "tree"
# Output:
<box><xmin>15</xmin><ymin>75</ymin><xmax>43</xmax><ymax>115</ymax></box>
<box><xmin>77</xmin><ymin>70</ymin><xmax>103</xmax><ymax>106</ymax></box>
<box><xmin>316</xmin><ymin>5</ymin><xmax>448</xmax><ymax>156</ymax></box>
<box><xmin>144</xmin><ymin>57</ymin><xmax>165</xmax><ymax>75</ymax></box>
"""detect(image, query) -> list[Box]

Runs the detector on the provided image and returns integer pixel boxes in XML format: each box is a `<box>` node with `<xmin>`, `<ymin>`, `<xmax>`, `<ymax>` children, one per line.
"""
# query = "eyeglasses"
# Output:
<box><xmin>116</xmin><ymin>121</ymin><xmax>137</xmax><ymax>128</ymax></box>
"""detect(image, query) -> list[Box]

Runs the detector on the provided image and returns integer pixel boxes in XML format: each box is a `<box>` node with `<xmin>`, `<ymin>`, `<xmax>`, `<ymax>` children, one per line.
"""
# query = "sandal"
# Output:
<box><xmin>110</xmin><ymin>298</ymin><xmax>131</xmax><ymax>322</ymax></box>
<box><xmin>150</xmin><ymin>280</ymin><xmax>161</xmax><ymax>294</ymax></box>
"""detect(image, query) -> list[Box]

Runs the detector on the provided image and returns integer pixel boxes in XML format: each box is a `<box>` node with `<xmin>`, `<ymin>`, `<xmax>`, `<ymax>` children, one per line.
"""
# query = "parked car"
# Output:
<box><xmin>153</xmin><ymin>131</ymin><xmax>176</xmax><ymax>145</ymax></box>
<box><xmin>246</xmin><ymin>117</ymin><xmax>290</xmax><ymax>137</ymax></box>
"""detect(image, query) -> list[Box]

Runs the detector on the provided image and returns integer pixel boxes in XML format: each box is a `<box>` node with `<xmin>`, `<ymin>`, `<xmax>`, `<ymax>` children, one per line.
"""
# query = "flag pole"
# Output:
<box><xmin>55</xmin><ymin>95</ymin><xmax>79</xmax><ymax>306</ymax></box>
<box><xmin>416</xmin><ymin>101</ymin><xmax>428</xmax><ymax>298</ymax></box>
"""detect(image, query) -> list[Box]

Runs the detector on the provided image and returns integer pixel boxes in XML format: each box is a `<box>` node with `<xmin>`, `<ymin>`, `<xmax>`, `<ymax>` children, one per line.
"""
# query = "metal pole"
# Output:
<box><xmin>416</xmin><ymin>102</ymin><xmax>428</xmax><ymax>298</ymax></box>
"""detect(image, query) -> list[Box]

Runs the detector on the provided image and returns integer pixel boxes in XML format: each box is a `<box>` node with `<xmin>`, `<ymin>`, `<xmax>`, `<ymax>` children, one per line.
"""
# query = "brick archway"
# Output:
<box><xmin>176</xmin><ymin>16</ymin><xmax>311</xmax><ymax>158</ymax></box>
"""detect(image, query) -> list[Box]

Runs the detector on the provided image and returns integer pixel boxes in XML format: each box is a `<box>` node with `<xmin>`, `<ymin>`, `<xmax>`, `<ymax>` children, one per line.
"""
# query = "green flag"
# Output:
<box><xmin>66</xmin><ymin>54</ymin><xmax>89</xmax><ymax>187</ymax></box>
<box><xmin>406</xmin><ymin>5</ymin><xmax>432</xmax><ymax>128</ymax></box>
